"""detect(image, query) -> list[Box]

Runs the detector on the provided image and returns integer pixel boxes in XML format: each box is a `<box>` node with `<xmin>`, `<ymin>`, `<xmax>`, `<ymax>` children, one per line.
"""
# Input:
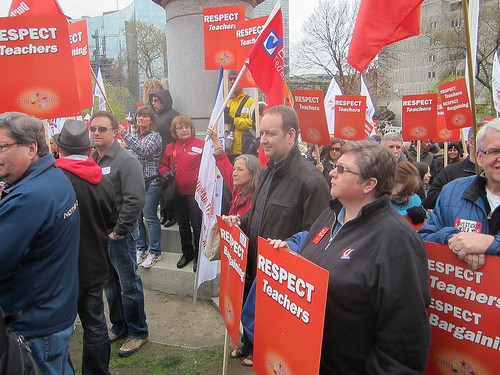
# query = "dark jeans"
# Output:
<box><xmin>105</xmin><ymin>233</ymin><xmax>148</xmax><ymax>339</ymax></box>
<box><xmin>78</xmin><ymin>282</ymin><xmax>111</xmax><ymax>375</ymax></box>
<box><xmin>174</xmin><ymin>195</ymin><xmax>202</xmax><ymax>259</ymax></box>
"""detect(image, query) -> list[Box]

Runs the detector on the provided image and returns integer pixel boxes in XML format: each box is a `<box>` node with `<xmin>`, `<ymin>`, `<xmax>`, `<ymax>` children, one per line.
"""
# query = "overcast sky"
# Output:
<box><xmin>1</xmin><ymin>0</ymin><xmax>319</xmax><ymax>43</ymax></box>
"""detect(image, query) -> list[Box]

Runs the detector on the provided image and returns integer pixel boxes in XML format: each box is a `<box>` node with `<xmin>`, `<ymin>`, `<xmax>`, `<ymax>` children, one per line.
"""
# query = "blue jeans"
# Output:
<box><xmin>105</xmin><ymin>233</ymin><xmax>148</xmax><ymax>339</ymax></box>
<box><xmin>28</xmin><ymin>324</ymin><xmax>74</xmax><ymax>375</ymax></box>
<box><xmin>78</xmin><ymin>282</ymin><xmax>111</xmax><ymax>375</ymax></box>
<box><xmin>136</xmin><ymin>185</ymin><xmax>162</xmax><ymax>256</ymax></box>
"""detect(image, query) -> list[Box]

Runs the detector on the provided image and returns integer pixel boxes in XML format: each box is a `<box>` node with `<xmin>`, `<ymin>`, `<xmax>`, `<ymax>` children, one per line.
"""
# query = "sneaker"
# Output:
<box><xmin>118</xmin><ymin>337</ymin><xmax>149</xmax><ymax>357</ymax></box>
<box><xmin>136</xmin><ymin>249</ymin><xmax>148</xmax><ymax>265</ymax></box>
<box><xmin>141</xmin><ymin>253</ymin><xmax>162</xmax><ymax>269</ymax></box>
<box><xmin>109</xmin><ymin>331</ymin><xmax>126</xmax><ymax>343</ymax></box>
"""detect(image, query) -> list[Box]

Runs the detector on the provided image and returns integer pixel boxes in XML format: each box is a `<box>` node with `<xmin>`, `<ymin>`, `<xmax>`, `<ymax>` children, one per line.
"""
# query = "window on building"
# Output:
<box><xmin>428</xmin><ymin>71</ymin><xmax>436</xmax><ymax>79</ymax></box>
<box><xmin>451</xmin><ymin>19</ymin><xmax>461</xmax><ymax>28</ymax></box>
<box><xmin>430</xmin><ymin>21</ymin><xmax>437</xmax><ymax>29</ymax></box>
<box><xmin>429</xmin><ymin>55</ymin><xmax>436</xmax><ymax>62</ymax></box>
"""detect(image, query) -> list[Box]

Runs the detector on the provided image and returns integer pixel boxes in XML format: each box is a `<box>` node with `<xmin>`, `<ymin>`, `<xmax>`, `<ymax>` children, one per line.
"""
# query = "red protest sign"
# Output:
<box><xmin>69</xmin><ymin>20</ymin><xmax>92</xmax><ymax>109</ymax></box>
<box><xmin>334</xmin><ymin>95</ymin><xmax>366</xmax><ymax>140</ymax></box>
<box><xmin>0</xmin><ymin>15</ymin><xmax>81</xmax><ymax>118</ymax></box>
<box><xmin>435</xmin><ymin>99</ymin><xmax>461</xmax><ymax>142</ymax></box>
<box><xmin>203</xmin><ymin>5</ymin><xmax>244</xmax><ymax>70</ymax></box>
<box><xmin>294</xmin><ymin>90</ymin><xmax>330</xmax><ymax>146</ymax></box>
<box><xmin>401</xmin><ymin>94</ymin><xmax>437</xmax><ymax>141</ymax></box>
<box><xmin>438</xmin><ymin>78</ymin><xmax>473</xmax><ymax>129</ymax></box>
<box><xmin>425</xmin><ymin>242</ymin><xmax>500</xmax><ymax>375</ymax></box>
<box><xmin>254</xmin><ymin>237</ymin><xmax>329</xmax><ymax>375</ymax></box>
<box><xmin>217</xmin><ymin>216</ymin><xmax>248</xmax><ymax>348</ymax></box>
<box><xmin>235</xmin><ymin>16</ymin><xmax>266</xmax><ymax>88</ymax></box>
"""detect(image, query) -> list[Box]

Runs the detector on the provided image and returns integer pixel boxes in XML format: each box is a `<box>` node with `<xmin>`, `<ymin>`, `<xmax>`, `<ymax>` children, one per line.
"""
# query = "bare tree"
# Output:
<box><xmin>424</xmin><ymin>0</ymin><xmax>500</xmax><ymax>115</ymax></box>
<box><xmin>123</xmin><ymin>20</ymin><xmax>167</xmax><ymax>80</ymax></box>
<box><xmin>291</xmin><ymin>0</ymin><xmax>360</xmax><ymax>94</ymax></box>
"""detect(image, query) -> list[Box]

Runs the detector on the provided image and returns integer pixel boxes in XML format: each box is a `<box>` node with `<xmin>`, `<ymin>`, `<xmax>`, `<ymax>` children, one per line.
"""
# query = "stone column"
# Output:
<box><xmin>154</xmin><ymin>0</ymin><xmax>262</xmax><ymax>134</ymax></box>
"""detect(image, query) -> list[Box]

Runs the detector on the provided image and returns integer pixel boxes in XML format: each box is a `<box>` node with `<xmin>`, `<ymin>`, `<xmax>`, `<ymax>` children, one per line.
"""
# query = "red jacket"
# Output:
<box><xmin>159</xmin><ymin>137</ymin><xmax>204</xmax><ymax>195</ymax></box>
<box><xmin>214</xmin><ymin>152</ymin><xmax>252</xmax><ymax>216</ymax></box>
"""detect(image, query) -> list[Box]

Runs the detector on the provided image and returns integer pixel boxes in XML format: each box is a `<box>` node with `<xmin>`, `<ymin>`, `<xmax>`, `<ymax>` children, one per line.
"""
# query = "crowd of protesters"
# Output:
<box><xmin>1</xmin><ymin>81</ymin><xmax>495</xmax><ymax>374</ymax></box>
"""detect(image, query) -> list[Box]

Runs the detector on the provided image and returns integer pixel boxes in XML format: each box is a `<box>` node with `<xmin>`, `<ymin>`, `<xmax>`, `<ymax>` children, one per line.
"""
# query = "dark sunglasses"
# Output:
<box><xmin>89</xmin><ymin>126</ymin><xmax>112</xmax><ymax>132</ymax></box>
<box><xmin>332</xmin><ymin>163</ymin><xmax>361</xmax><ymax>176</ymax></box>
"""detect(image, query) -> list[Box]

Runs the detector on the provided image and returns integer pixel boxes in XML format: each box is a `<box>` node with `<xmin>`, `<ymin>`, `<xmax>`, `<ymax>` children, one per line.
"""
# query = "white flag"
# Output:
<box><xmin>194</xmin><ymin>67</ymin><xmax>225</xmax><ymax>288</ymax></box>
<box><xmin>360</xmin><ymin>74</ymin><xmax>376</xmax><ymax>136</ymax></box>
<box><xmin>324</xmin><ymin>76</ymin><xmax>343</xmax><ymax>135</ymax></box>
<box><xmin>93</xmin><ymin>64</ymin><xmax>107</xmax><ymax>111</ymax></box>
<box><xmin>492</xmin><ymin>51</ymin><xmax>500</xmax><ymax>115</ymax></box>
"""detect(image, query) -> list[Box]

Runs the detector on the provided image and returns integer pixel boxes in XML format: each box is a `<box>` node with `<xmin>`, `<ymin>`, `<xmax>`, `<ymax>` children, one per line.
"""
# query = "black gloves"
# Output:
<box><xmin>224</xmin><ymin>107</ymin><xmax>234</xmax><ymax>126</ymax></box>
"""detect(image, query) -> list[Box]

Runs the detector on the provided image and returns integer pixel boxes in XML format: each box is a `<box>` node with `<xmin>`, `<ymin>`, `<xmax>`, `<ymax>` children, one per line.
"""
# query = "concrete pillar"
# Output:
<box><xmin>154</xmin><ymin>0</ymin><xmax>263</xmax><ymax>134</ymax></box>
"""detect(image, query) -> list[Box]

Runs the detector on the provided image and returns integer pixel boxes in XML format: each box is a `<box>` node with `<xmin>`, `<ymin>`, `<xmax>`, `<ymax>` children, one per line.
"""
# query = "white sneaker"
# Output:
<box><xmin>136</xmin><ymin>249</ymin><xmax>148</xmax><ymax>265</ymax></box>
<box><xmin>141</xmin><ymin>253</ymin><xmax>162</xmax><ymax>268</ymax></box>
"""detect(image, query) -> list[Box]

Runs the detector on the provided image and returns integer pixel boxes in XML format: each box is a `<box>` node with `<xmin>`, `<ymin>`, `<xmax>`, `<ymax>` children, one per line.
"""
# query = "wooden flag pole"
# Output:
<box><xmin>461</xmin><ymin>0</ymin><xmax>478</xmax><ymax>173</ymax></box>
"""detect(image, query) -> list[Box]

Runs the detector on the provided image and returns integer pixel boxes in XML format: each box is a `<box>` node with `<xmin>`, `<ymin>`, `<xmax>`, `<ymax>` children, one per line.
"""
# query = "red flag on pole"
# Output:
<box><xmin>8</xmin><ymin>0</ymin><xmax>64</xmax><ymax>16</ymax></box>
<box><xmin>245</xmin><ymin>0</ymin><xmax>284</xmax><ymax>108</ymax></box>
<box><xmin>347</xmin><ymin>0</ymin><xmax>424</xmax><ymax>72</ymax></box>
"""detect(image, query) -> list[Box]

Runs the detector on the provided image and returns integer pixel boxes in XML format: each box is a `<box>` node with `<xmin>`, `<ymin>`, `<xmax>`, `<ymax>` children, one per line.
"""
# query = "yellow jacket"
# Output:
<box><xmin>227</xmin><ymin>92</ymin><xmax>255</xmax><ymax>155</ymax></box>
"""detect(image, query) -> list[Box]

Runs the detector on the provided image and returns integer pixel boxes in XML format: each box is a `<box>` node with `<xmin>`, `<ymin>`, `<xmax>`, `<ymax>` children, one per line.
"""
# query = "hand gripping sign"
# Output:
<box><xmin>254</xmin><ymin>237</ymin><xmax>329</xmax><ymax>375</ymax></box>
<box><xmin>425</xmin><ymin>242</ymin><xmax>500</xmax><ymax>375</ymax></box>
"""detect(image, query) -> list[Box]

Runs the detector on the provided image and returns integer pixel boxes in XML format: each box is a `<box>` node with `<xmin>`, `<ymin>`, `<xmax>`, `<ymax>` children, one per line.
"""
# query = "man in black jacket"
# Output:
<box><xmin>54</xmin><ymin>119</ymin><xmax>117</xmax><ymax>374</ymax></box>
<box><xmin>424</xmin><ymin>127</ymin><xmax>477</xmax><ymax>209</ymax></box>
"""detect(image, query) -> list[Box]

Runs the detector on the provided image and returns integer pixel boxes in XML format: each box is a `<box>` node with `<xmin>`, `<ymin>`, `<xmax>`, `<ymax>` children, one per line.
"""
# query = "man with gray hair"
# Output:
<box><xmin>381</xmin><ymin>132</ymin><xmax>407</xmax><ymax>161</ymax></box>
<box><xmin>0</xmin><ymin>112</ymin><xmax>79</xmax><ymax>374</ymax></box>
<box><xmin>420</xmin><ymin>119</ymin><xmax>500</xmax><ymax>271</ymax></box>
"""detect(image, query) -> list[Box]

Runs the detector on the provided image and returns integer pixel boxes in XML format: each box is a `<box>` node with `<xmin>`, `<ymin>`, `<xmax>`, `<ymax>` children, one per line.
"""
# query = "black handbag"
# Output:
<box><xmin>161</xmin><ymin>143</ymin><xmax>177</xmax><ymax>207</ymax></box>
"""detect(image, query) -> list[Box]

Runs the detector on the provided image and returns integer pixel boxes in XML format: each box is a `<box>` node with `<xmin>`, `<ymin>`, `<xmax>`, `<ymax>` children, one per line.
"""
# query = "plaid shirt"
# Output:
<box><xmin>122</xmin><ymin>130</ymin><xmax>162</xmax><ymax>186</ymax></box>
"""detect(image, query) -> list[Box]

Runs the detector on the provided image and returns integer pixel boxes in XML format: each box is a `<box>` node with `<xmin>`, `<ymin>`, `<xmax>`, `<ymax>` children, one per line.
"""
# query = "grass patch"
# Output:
<box><xmin>70</xmin><ymin>325</ymin><xmax>227</xmax><ymax>375</ymax></box>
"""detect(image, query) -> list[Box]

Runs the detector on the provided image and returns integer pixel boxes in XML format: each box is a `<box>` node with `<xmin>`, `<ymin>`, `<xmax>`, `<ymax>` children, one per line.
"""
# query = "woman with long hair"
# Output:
<box><xmin>207</xmin><ymin>125</ymin><xmax>262</xmax><ymax>216</ymax></box>
<box><xmin>119</xmin><ymin>106</ymin><xmax>163</xmax><ymax>268</ymax></box>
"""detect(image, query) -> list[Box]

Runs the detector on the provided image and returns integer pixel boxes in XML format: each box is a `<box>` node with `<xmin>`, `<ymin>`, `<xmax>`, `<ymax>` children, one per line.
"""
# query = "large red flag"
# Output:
<box><xmin>347</xmin><ymin>0</ymin><xmax>424</xmax><ymax>72</ymax></box>
<box><xmin>245</xmin><ymin>0</ymin><xmax>284</xmax><ymax>108</ymax></box>
<box><xmin>8</xmin><ymin>0</ymin><xmax>64</xmax><ymax>16</ymax></box>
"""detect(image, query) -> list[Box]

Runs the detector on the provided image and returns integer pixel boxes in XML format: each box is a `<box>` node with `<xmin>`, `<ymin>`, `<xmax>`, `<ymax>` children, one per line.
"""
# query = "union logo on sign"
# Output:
<box><xmin>262</xmin><ymin>29</ymin><xmax>283</xmax><ymax>58</ymax></box>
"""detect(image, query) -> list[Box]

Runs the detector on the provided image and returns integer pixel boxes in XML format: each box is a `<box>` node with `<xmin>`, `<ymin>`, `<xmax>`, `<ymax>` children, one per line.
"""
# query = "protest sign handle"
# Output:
<box><xmin>315</xmin><ymin>144</ymin><xmax>321</xmax><ymax>166</ymax></box>
<box><xmin>222</xmin><ymin>329</ymin><xmax>230</xmax><ymax>375</ymax></box>
<box><xmin>204</xmin><ymin>65</ymin><xmax>248</xmax><ymax>141</ymax></box>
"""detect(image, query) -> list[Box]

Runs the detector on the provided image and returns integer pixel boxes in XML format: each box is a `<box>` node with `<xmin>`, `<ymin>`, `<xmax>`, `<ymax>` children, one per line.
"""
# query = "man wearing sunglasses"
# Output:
<box><xmin>90</xmin><ymin>111</ymin><xmax>149</xmax><ymax>357</ymax></box>
<box><xmin>421</xmin><ymin>119</ymin><xmax>500</xmax><ymax>272</ymax></box>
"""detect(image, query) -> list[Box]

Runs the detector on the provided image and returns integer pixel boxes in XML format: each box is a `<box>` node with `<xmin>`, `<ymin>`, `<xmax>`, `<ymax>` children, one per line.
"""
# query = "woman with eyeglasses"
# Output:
<box><xmin>316</xmin><ymin>137</ymin><xmax>344</xmax><ymax>187</ymax></box>
<box><xmin>118</xmin><ymin>106</ymin><xmax>163</xmax><ymax>269</ymax></box>
<box><xmin>241</xmin><ymin>140</ymin><xmax>431</xmax><ymax>374</ymax></box>
<box><xmin>159</xmin><ymin>115</ymin><xmax>204</xmax><ymax>272</ymax></box>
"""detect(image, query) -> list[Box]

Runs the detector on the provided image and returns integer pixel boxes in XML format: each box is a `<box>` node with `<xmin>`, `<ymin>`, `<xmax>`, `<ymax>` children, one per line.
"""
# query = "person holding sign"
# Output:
<box><xmin>257</xmin><ymin>140</ymin><xmax>431</xmax><ymax>374</ymax></box>
<box><xmin>420</xmin><ymin>119</ymin><xmax>500</xmax><ymax>271</ymax></box>
<box><xmin>224</xmin><ymin>105</ymin><xmax>330</xmax><ymax>366</ymax></box>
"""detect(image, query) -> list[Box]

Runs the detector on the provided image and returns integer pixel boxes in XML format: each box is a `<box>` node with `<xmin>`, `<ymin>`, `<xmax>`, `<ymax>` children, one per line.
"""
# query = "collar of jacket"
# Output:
<box><xmin>3</xmin><ymin>154</ymin><xmax>55</xmax><ymax>194</ymax></box>
<box><xmin>266</xmin><ymin>145</ymin><xmax>300</xmax><ymax>175</ymax></box>
<box><xmin>463</xmin><ymin>172</ymin><xmax>487</xmax><ymax>205</ymax></box>
<box><xmin>328</xmin><ymin>195</ymin><xmax>392</xmax><ymax>224</ymax></box>
<box><xmin>92</xmin><ymin>140</ymin><xmax>121</xmax><ymax>162</ymax></box>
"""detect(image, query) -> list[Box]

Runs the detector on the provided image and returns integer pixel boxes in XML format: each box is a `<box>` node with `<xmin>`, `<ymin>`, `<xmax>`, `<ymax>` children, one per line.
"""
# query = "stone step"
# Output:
<box><xmin>160</xmin><ymin>223</ymin><xmax>182</xmax><ymax>254</ymax></box>
<box><xmin>138</xmin><ymin>251</ymin><xmax>220</xmax><ymax>301</ymax></box>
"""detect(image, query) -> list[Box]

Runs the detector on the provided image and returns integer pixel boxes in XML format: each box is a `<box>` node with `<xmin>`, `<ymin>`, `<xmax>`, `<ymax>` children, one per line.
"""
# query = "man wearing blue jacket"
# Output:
<box><xmin>0</xmin><ymin>112</ymin><xmax>80</xmax><ymax>374</ymax></box>
<box><xmin>420</xmin><ymin>119</ymin><xmax>500</xmax><ymax>271</ymax></box>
